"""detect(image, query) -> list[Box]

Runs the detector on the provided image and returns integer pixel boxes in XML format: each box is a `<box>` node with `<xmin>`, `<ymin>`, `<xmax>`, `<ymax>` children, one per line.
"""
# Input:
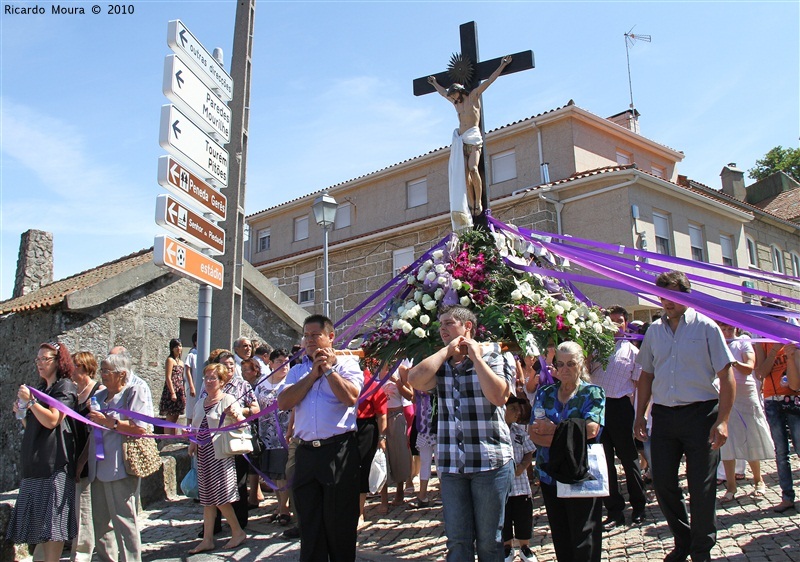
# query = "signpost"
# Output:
<box><xmin>155</xmin><ymin>194</ymin><xmax>225</xmax><ymax>255</ymax></box>
<box><xmin>157</xmin><ymin>155</ymin><xmax>227</xmax><ymax>220</ymax></box>
<box><xmin>154</xmin><ymin>235</ymin><xmax>224</xmax><ymax>290</ymax></box>
<box><xmin>163</xmin><ymin>54</ymin><xmax>231</xmax><ymax>143</ymax></box>
<box><xmin>167</xmin><ymin>19</ymin><xmax>233</xmax><ymax>101</ymax></box>
<box><xmin>159</xmin><ymin>104</ymin><xmax>229</xmax><ymax>188</ymax></box>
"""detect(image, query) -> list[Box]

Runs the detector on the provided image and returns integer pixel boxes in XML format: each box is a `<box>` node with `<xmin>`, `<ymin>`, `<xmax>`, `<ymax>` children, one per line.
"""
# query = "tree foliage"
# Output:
<box><xmin>748</xmin><ymin>146</ymin><xmax>800</xmax><ymax>181</ymax></box>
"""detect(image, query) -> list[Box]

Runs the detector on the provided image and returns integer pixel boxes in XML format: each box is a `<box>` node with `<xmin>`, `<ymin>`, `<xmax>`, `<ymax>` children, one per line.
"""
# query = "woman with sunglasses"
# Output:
<box><xmin>529</xmin><ymin>341</ymin><xmax>606</xmax><ymax>562</ymax></box>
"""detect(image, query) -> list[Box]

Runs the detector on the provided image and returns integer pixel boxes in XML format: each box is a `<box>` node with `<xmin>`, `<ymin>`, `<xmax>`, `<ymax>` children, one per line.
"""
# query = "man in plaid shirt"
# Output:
<box><xmin>409</xmin><ymin>305</ymin><xmax>515</xmax><ymax>562</ymax></box>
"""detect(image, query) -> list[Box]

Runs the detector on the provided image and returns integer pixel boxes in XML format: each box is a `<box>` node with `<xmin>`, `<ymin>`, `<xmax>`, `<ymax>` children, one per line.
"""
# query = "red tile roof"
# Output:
<box><xmin>752</xmin><ymin>189</ymin><xmax>800</xmax><ymax>222</ymax></box>
<box><xmin>0</xmin><ymin>248</ymin><xmax>154</xmax><ymax>315</ymax></box>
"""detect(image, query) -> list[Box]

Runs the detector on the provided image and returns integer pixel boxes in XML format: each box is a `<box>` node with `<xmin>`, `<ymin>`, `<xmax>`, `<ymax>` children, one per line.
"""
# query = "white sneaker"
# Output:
<box><xmin>504</xmin><ymin>547</ymin><xmax>515</xmax><ymax>562</ymax></box>
<box><xmin>519</xmin><ymin>545</ymin><xmax>538</xmax><ymax>562</ymax></box>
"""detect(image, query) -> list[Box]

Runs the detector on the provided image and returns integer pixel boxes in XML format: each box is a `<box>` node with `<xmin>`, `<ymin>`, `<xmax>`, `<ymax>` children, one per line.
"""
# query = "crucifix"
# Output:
<box><xmin>413</xmin><ymin>21</ymin><xmax>534</xmax><ymax>230</ymax></box>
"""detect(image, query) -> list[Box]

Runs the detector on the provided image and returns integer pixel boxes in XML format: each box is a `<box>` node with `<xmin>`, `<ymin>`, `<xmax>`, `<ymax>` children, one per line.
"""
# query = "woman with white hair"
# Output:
<box><xmin>529</xmin><ymin>341</ymin><xmax>606</xmax><ymax>562</ymax></box>
<box><xmin>87</xmin><ymin>353</ymin><xmax>154</xmax><ymax>562</ymax></box>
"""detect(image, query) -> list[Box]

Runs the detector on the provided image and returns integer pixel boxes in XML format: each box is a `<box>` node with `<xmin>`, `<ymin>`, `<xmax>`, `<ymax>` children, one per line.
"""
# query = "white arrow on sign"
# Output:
<box><xmin>163</xmin><ymin>54</ymin><xmax>231</xmax><ymax>143</ymax></box>
<box><xmin>159</xmin><ymin>104</ymin><xmax>229</xmax><ymax>188</ymax></box>
<box><xmin>167</xmin><ymin>20</ymin><xmax>233</xmax><ymax>102</ymax></box>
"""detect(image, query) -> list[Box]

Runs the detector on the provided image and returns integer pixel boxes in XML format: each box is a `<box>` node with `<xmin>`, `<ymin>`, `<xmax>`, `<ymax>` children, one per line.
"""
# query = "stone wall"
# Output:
<box><xmin>0</xmin><ymin>275</ymin><xmax>299</xmax><ymax>493</ymax></box>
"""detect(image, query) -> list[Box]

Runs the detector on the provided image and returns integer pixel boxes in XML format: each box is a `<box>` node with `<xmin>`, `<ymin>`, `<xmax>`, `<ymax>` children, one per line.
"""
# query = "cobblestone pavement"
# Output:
<box><xmin>138</xmin><ymin>456</ymin><xmax>799</xmax><ymax>561</ymax></box>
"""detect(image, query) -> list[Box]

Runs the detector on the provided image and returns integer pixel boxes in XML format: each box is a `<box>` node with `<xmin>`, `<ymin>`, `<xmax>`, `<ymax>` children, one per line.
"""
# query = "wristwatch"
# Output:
<box><xmin>323</xmin><ymin>368</ymin><xmax>335</xmax><ymax>378</ymax></box>
<box><xmin>112</xmin><ymin>419</ymin><xmax>119</xmax><ymax>430</ymax></box>
<box><xmin>378</xmin><ymin>435</ymin><xmax>387</xmax><ymax>442</ymax></box>
<box><xmin>26</xmin><ymin>398</ymin><xmax>38</xmax><ymax>409</ymax></box>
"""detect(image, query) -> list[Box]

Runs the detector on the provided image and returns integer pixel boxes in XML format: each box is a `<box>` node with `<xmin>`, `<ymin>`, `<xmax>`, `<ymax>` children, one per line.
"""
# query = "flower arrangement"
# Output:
<box><xmin>360</xmin><ymin>228</ymin><xmax>617</xmax><ymax>367</ymax></box>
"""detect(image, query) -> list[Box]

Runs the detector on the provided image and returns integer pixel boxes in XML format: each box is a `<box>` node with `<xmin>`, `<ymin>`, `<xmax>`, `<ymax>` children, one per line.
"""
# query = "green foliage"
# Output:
<box><xmin>748</xmin><ymin>146</ymin><xmax>800</xmax><ymax>181</ymax></box>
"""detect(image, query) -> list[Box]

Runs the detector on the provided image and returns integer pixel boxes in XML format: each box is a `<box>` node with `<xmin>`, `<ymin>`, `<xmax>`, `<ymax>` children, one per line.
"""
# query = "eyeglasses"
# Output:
<box><xmin>204</xmin><ymin>376</ymin><xmax>220</xmax><ymax>382</ymax></box>
<box><xmin>99</xmin><ymin>368</ymin><xmax>120</xmax><ymax>375</ymax></box>
<box><xmin>555</xmin><ymin>361</ymin><xmax>579</xmax><ymax>369</ymax></box>
<box><xmin>34</xmin><ymin>356</ymin><xmax>56</xmax><ymax>364</ymax></box>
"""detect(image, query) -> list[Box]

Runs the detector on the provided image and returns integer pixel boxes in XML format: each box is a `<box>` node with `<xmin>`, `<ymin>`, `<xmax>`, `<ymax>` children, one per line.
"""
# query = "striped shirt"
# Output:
<box><xmin>508</xmin><ymin>423</ymin><xmax>536</xmax><ymax>497</ymax></box>
<box><xmin>590</xmin><ymin>339</ymin><xmax>642</xmax><ymax>399</ymax></box>
<box><xmin>436</xmin><ymin>345</ymin><xmax>514</xmax><ymax>474</ymax></box>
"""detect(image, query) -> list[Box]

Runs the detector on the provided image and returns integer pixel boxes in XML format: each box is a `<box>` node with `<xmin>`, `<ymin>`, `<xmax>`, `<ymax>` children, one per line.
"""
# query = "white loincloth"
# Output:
<box><xmin>448</xmin><ymin>126</ymin><xmax>483</xmax><ymax>231</ymax></box>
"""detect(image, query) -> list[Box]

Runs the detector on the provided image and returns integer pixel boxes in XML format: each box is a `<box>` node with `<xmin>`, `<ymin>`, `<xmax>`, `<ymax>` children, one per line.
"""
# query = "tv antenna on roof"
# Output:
<box><xmin>624</xmin><ymin>27</ymin><xmax>651</xmax><ymax>129</ymax></box>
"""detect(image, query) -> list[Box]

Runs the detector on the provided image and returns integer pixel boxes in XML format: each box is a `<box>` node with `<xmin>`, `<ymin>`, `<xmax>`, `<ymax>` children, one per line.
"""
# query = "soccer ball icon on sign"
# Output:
<box><xmin>176</xmin><ymin>247</ymin><xmax>186</xmax><ymax>268</ymax></box>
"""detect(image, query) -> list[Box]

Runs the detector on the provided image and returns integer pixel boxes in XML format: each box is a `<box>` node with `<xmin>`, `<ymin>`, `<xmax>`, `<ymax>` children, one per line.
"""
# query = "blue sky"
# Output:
<box><xmin>1</xmin><ymin>1</ymin><xmax>798</xmax><ymax>300</ymax></box>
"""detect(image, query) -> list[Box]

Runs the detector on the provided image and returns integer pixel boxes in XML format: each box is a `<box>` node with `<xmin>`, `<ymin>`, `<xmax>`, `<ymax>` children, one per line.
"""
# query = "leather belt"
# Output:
<box><xmin>296</xmin><ymin>431</ymin><xmax>354</xmax><ymax>448</ymax></box>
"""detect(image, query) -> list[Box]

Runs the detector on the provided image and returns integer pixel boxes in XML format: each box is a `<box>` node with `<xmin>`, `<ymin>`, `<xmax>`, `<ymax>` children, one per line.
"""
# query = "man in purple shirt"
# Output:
<box><xmin>278</xmin><ymin>315</ymin><xmax>364</xmax><ymax>562</ymax></box>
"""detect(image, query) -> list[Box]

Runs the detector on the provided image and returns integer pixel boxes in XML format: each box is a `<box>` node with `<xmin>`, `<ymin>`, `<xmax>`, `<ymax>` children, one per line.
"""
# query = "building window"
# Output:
<box><xmin>688</xmin><ymin>224</ymin><xmax>705</xmax><ymax>262</ymax></box>
<box><xmin>771</xmin><ymin>245</ymin><xmax>785</xmax><ymax>274</ymax></box>
<box><xmin>746</xmin><ymin>236</ymin><xmax>758</xmax><ymax>268</ymax></box>
<box><xmin>616</xmin><ymin>149</ymin><xmax>632</xmax><ymax>166</ymax></box>
<box><xmin>491</xmin><ymin>150</ymin><xmax>517</xmax><ymax>184</ymax></box>
<box><xmin>298</xmin><ymin>272</ymin><xmax>315</xmax><ymax>305</ymax></box>
<box><xmin>407</xmin><ymin>178</ymin><xmax>427</xmax><ymax>208</ymax></box>
<box><xmin>653</xmin><ymin>211</ymin><xmax>671</xmax><ymax>255</ymax></box>
<box><xmin>335</xmin><ymin>202</ymin><xmax>351</xmax><ymax>230</ymax></box>
<box><xmin>393</xmin><ymin>247</ymin><xmax>415</xmax><ymax>276</ymax></box>
<box><xmin>791</xmin><ymin>253</ymin><xmax>800</xmax><ymax>278</ymax></box>
<box><xmin>720</xmin><ymin>234</ymin><xmax>734</xmax><ymax>267</ymax></box>
<box><xmin>294</xmin><ymin>216</ymin><xmax>309</xmax><ymax>241</ymax></box>
<box><xmin>257</xmin><ymin>228</ymin><xmax>271</xmax><ymax>252</ymax></box>
<box><xmin>650</xmin><ymin>164</ymin><xmax>665</xmax><ymax>179</ymax></box>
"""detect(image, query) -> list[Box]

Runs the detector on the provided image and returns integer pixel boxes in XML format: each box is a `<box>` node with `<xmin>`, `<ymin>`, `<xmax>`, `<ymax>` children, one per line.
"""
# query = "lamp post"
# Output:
<box><xmin>312</xmin><ymin>192</ymin><xmax>337</xmax><ymax>318</ymax></box>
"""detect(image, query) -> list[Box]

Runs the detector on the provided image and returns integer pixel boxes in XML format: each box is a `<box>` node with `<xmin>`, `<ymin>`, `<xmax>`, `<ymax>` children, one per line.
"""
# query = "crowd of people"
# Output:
<box><xmin>7</xmin><ymin>270</ymin><xmax>800</xmax><ymax>562</ymax></box>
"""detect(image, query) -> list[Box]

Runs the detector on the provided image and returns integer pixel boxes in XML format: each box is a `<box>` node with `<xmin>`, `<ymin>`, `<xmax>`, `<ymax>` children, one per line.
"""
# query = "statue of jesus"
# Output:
<box><xmin>428</xmin><ymin>55</ymin><xmax>512</xmax><ymax>230</ymax></box>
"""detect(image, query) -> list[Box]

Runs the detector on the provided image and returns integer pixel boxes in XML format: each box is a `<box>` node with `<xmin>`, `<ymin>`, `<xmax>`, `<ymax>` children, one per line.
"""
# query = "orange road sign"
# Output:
<box><xmin>153</xmin><ymin>235</ymin><xmax>223</xmax><ymax>289</ymax></box>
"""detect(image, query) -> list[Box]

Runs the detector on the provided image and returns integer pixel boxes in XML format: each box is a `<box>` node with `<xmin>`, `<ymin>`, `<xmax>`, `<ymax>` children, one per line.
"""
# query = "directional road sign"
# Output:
<box><xmin>159</xmin><ymin>104</ymin><xmax>229</xmax><ymax>188</ymax></box>
<box><xmin>167</xmin><ymin>20</ymin><xmax>233</xmax><ymax>102</ymax></box>
<box><xmin>155</xmin><ymin>194</ymin><xmax>225</xmax><ymax>255</ymax></box>
<box><xmin>157</xmin><ymin>156</ymin><xmax>227</xmax><ymax>220</ymax></box>
<box><xmin>163</xmin><ymin>54</ymin><xmax>231</xmax><ymax>143</ymax></box>
<box><xmin>154</xmin><ymin>235</ymin><xmax>224</xmax><ymax>289</ymax></box>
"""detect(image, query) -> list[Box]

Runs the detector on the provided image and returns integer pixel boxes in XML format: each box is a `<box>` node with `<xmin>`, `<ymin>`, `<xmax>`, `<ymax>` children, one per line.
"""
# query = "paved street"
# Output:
<box><xmin>138</xmin><ymin>456</ymin><xmax>800</xmax><ymax>561</ymax></box>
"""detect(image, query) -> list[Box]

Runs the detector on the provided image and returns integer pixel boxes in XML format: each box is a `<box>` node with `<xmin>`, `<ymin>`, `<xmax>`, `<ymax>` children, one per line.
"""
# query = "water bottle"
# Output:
<box><xmin>780</xmin><ymin>375</ymin><xmax>789</xmax><ymax>387</ymax></box>
<box><xmin>533</xmin><ymin>398</ymin><xmax>546</xmax><ymax>421</ymax></box>
<box><xmin>15</xmin><ymin>399</ymin><xmax>27</xmax><ymax>421</ymax></box>
<box><xmin>90</xmin><ymin>396</ymin><xmax>101</xmax><ymax>412</ymax></box>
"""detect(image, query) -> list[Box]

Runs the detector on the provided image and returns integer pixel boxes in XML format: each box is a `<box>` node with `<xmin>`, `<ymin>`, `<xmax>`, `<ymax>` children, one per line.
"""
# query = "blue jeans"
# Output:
<box><xmin>439</xmin><ymin>460</ymin><xmax>514</xmax><ymax>562</ymax></box>
<box><xmin>764</xmin><ymin>399</ymin><xmax>800</xmax><ymax>503</ymax></box>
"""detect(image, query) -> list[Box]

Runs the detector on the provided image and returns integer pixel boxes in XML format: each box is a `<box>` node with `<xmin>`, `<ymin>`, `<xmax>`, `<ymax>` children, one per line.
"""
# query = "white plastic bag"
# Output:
<box><xmin>369</xmin><ymin>448</ymin><xmax>388</xmax><ymax>494</ymax></box>
<box><xmin>556</xmin><ymin>443</ymin><xmax>610</xmax><ymax>498</ymax></box>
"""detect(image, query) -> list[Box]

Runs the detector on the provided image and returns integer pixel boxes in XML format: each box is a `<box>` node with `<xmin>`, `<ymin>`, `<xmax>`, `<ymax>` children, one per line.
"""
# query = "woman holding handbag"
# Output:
<box><xmin>188</xmin><ymin>363</ymin><xmax>247</xmax><ymax>554</ymax></box>
<box><xmin>529</xmin><ymin>341</ymin><xmax>606</xmax><ymax>562</ymax></box>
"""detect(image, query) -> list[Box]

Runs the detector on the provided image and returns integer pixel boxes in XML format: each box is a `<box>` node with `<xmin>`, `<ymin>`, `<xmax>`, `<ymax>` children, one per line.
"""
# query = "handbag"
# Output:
<box><xmin>120</xmin><ymin>387</ymin><xmax>161</xmax><ymax>478</ymax></box>
<box><xmin>249</xmin><ymin>421</ymin><xmax>265</xmax><ymax>459</ymax></box>
<box><xmin>123</xmin><ymin>434</ymin><xmax>161</xmax><ymax>478</ymax></box>
<box><xmin>213</xmin><ymin>423</ymin><xmax>254</xmax><ymax>458</ymax></box>
<box><xmin>556</xmin><ymin>443</ymin><xmax>609</xmax><ymax>498</ymax></box>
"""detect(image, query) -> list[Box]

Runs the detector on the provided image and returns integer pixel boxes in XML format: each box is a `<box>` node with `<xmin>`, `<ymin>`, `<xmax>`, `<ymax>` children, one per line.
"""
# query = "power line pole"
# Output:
<box><xmin>211</xmin><ymin>0</ymin><xmax>256</xmax><ymax>350</ymax></box>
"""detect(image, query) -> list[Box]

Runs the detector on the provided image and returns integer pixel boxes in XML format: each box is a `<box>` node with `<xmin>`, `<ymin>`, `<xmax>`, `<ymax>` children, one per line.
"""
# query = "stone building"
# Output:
<box><xmin>246</xmin><ymin>101</ymin><xmax>800</xmax><ymax>321</ymax></box>
<box><xmin>0</xmin><ymin>230</ymin><xmax>306</xmax><ymax>492</ymax></box>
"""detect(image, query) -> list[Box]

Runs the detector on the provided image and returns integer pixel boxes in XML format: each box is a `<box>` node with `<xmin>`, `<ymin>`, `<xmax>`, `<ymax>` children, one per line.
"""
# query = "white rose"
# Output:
<box><xmin>437</xmin><ymin>276</ymin><xmax>448</xmax><ymax>286</ymax></box>
<box><xmin>417</xmin><ymin>271</ymin><xmax>426</xmax><ymax>281</ymax></box>
<box><xmin>413</xmin><ymin>327</ymin><xmax>427</xmax><ymax>338</ymax></box>
<box><xmin>419</xmin><ymin>314</ymin><xmax>431</xmax><ymax>326</ymax></box>
<box><xmin>460</xmin><ymin>296</ymin><xmax>471</xmax><ymax>306</ymax></box>
<box><xmin>558</xmin><ymin>300</ymin><xmax>572</xmax><ymax>311</ymax></box>
<box><xmin>524</xmin><ymin>333</ymin><xmax>540</xmax><ymax>357</ymax></box>
<box><xmin>593</xmin><ymin>322</ymin><xmax>604</xmax><ymax>334</ymax></box>
<box><xmin>406</xmin><ymin>274</ymin><xmax>416</xmax><ymax>285</ymax></box>
<box><xmin>567</xmin><ymin>310</ymin><xmax>579</xmax><ymax>323</ymax></box>
<box><xmin>401</xmin><ymin>321</ymin><xmax>413</xmax><ymax>334</ymax></box>
<box><xmin>406</xmin><ymin>307</ymin><xmax>419</xmax><ymax>320</ymax></box>
<box><xmin>392</xmin><ymin>320</ymin><xmax>400</xmax><ymax>330</ymax></box>
<box><xmin>426</xmin><ymin>271</ymin><xmax>437</xmax><ymax>282</ymax></box>
<box><xmin>424</xmin><ymin>300</ymin><xmax>438</xmax><ymax>311</ymax></box>
<box><xmin>435</xmin><ymin>264</ymin><xmax>446</xmax><ymax>274</ymax></box>
<box><xmin>554</xmin><ymin>305</ymin><xmax>565</xmax><ymax>315</ymax></box>
<box><xmin>452</xmin><ymin>279</ymin><xmax>462</xmax><ymax>290</ymax></box>
<box><xmin>421</xmin><ymin>294</ymin><xmax>432</xmax><ymax>304</ymax></box>
<box><xmin>511</xmin><ymin>289</ymin><xmax>523</xmax><ymax>301</ymax></box>
<box><xmin>434</xmin><ymin>288</ymin><xmax>444</xmax><ymax>301</ymax></box>
<box><xmin>414</xmin><ymin>290</ymin><xmax>423</xmax><ymax>302</ymax></box>
<box><xmin>588</xmin><ymin>311</ymin><xmax>599</xmax><ymax>322</ymax></box>
<box><xmin>432</xmin><ymin>250</ymin><xmax>444</xmax><ymax>260</ymax></box>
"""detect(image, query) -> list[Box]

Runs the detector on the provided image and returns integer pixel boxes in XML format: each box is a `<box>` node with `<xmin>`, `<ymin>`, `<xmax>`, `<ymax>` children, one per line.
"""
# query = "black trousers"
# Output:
<box><xmin>502</xmin><ymin>495</ymin><xmax>533</xmax><ymax>542</ymax></box>
<box><xmin>541</xmin><ymin>483</ymin><xmax>602</xmax><ymax>562</ymax></box>
<box><xmin>356</xmin><ymin>417</ymin><xmax>379</xmax><ymax>493</ymax></box>
<box><xmin>601</xmin><ymin>397</ymin><xmax>646</xmax><ymax>516</ymax></box>
<box><xmin>651</xmin><ymin>400</ymin><xmax>719</xmax><ymax>561</ymax></box>
<box><xmin>293</xmin><ymin>432</ymin><xmax>360</xmax><ymax>562</ymax></box>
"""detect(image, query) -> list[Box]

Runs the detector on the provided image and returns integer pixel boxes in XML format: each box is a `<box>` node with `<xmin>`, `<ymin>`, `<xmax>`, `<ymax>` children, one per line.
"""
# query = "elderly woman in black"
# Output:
<box><xmin>7</xmin><ymin>342</ymin><xmax>78</xmax><ymax>562</ymax></box>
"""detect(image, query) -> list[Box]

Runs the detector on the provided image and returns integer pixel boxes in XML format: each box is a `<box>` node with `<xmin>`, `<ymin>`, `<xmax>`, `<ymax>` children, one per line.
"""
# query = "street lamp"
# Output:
<box><xmin>312</xmin><ymin>192</ymin><xmax>337</xmax><ymax>318</ymax></box>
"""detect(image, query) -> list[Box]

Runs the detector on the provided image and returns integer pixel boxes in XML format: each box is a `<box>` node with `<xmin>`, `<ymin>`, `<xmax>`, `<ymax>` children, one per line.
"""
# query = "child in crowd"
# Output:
<box><xmin>503</xmin><ymin>394</ymin><xmax>538</xmax><ymax>562</ymax></box>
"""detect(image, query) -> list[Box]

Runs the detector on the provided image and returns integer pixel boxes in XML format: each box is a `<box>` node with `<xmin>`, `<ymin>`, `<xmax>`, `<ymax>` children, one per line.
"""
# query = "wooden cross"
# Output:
<box><xmin>413</xmin><ymin>21</ymin><xmax>534</xmax><ymax>227</ymax></box>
